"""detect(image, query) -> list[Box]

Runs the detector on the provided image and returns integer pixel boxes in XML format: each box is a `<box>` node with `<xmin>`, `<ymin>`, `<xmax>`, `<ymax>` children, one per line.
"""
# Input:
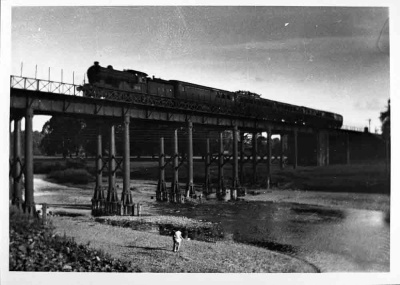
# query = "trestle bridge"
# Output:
<box><xmin>9</xmin><ymin>75</ymin><xmax>382</xmax><ymax>216</ymax></box>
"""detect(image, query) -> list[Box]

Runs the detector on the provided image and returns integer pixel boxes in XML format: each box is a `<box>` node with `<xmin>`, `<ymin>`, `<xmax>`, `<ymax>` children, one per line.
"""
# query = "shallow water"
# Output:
<box><xmin>33</xmin><ymin>176</ymin><xmax>389</xmax><ymax>272</ymax></box>
<box><xmin>151</xmin><ymin>201</ymin><xmax>390</xmax><ymax>272</ymax></box>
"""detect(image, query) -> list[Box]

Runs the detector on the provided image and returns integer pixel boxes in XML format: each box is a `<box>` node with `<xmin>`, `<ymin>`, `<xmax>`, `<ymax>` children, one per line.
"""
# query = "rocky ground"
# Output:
<box><xmin>50</xmin><ymin>214</ymin><xmax>317</xmax><ymax>273</ymax></box>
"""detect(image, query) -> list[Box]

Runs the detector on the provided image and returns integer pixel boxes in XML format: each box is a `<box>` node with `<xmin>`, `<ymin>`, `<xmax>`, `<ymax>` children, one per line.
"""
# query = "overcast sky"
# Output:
<box><xmin>11</xmin><ymin>6</ymin><xmax>389</xmax><ymax>132</ymax></box>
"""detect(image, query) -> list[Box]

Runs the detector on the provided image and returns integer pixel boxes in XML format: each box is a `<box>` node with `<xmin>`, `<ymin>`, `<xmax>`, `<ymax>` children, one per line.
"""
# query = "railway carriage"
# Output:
<box><xmin>82</xmin><ymin>62</ymin><xmax>343</xmax><ymax>129</ymax></box>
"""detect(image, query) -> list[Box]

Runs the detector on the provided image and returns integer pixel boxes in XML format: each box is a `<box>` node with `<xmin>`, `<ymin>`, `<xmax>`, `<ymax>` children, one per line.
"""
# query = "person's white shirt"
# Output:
<box><xmin>174</xmin><ymin>230</ymin><xmax>182</xmax><ymax>242</ymax></box>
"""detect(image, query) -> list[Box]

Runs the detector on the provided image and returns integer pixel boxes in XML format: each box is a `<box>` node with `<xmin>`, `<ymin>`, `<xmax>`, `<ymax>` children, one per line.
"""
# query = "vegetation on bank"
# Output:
<box><xmin>34</xmin><ymin>156</ymin><xmax>390</xmax><ymax>194</ymax></box>
<box><xmin>48</xmin><ymin>168</ymin><xmax>93</xmax><ymax>184</ymax></box>
<box><xmin>34</xmin><ymin>159</ymin><xmax>94</xmax><ymax>184</ymax></box>
<box><xmin>264</xmin><ymin>163</ymin><xmax>390</xmax><ymax>194</ymax></box>
<box><xmin>9</xmin><ymin>206</ymin><xmax>139</xmax><ymax>272</ymax></box>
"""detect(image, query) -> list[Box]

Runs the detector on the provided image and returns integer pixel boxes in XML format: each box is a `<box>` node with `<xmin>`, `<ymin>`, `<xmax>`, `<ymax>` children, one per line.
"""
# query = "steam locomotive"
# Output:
<box><xmin>80</xmin><ymin>62</ymin><xmax>343</xmax><ymax>129</ymax></box>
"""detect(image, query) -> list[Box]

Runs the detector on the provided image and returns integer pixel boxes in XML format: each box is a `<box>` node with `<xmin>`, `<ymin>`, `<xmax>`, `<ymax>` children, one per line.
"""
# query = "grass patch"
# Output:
<box><xmin>48</xmin><ymin>168</ymin><xmax>93</xmax><ymax>184</ymax></box>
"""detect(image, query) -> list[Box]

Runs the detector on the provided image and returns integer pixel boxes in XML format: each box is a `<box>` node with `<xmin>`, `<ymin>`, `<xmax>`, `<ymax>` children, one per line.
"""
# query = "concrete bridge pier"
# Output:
<box><xmin>345</xmin><ymin>133</ymin><xmax>351</xmax><ymax>165</ymax></box>
<box><xmin>9</xmin><ymin>121</ymin><xmax>12</xmax><ymax>205</ymax></box>
<box><xmin>239</xmin><ymin>132</ymin><xmax>245</xmax><ymax>183</ymax></box>
<box><xmin>326</xmin><ymin>133</ymin><xmax>330</xmax><ymax>166</ymax></box>
<box><xmin>92</xmin><ymin>125</ymin><xmax>105</xmax><ymax>215</ymax></box>
<box><xmin>12</xmin><ymin>116</ymin><xmax>23</xmax><ymax>209</ymax></box>
<box><xmin>24</xmin><ymin>107</ymin><xmax>35</xmax><ymax>216</ymax></box>
<box><xmin>280</xmin><ymin>134</ymin><xmax>285</xmax><ymax>170</ymax></box>
<box><xmin>204</xmin><ymin>137</ymin><xmax>212</xmax><ymax>195</ymax></box>
<box><xmin>316</xmin><ymin>131</ymin><xmax>330</xmax><ymax>166</ymax></box>
<box><xmin>185</xmin><ymin>120</ymin><xmax>195</xmax><ymax>198</ymax></box>
<box><xmin>231</xmin><ymin>125</ymin><xmax>240</xmax><ymax>200</ymax></box>
<box><xmin>106</xmin><ymin>123</ymin><xmax>118</xmax><ymax>214</ymax></box>
<box><xmin>252</xmin><ymin>132</ymin><xmax>258</xmax><ymax>183</ymax></box>
<box><xmin>120</xmin><ymin>115</ymin><xmax>133</xmax><ymax>215</ymax></box>
<box><xmin>217</xmin><ymin>131</ymin><xmax>225</xmax><ymax>198</ymax></box>
<box><xmin>265</xmin><ymin>126</ymin><xmax>272</xmax><ymax>189</ymax></box>
<box><xmin>157</xmin><ymin>137</ymin><xmax>167</xmax><ymax>201</ymax></box>
<box><xmin>293</xmin><ymin>129</ymin><xmax>298</xmax><ymax>169</ymax></box>
<box><xmin>171</xmin><ymin>128</ymin><xmax>181</xmax><ymax>203</ymax></box>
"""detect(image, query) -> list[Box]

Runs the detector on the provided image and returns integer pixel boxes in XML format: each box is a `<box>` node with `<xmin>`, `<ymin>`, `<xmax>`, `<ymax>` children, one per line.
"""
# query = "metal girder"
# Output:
<box><xmin>11</xmin><ymin>88</ymin><xmax>355</xmax><ymax>136</ymax></box>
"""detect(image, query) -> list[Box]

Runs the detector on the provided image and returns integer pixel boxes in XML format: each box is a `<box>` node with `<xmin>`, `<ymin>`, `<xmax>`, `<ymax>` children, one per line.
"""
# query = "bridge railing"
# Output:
<box><xmin>341</xmin><ymin>125</ymin><xmax>364</xmax><ymax>132</ymax></box>
<box><xmin>10</xmin><ymin>75</ymin><xmax>83</xmax><ymax>96</ymax></box>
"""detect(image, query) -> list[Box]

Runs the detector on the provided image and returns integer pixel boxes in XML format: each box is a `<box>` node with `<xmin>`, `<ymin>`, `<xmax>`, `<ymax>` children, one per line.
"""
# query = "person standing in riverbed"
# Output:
<box><xmin>172</xmin><ymin>230</ymin><xmax>183</xmax><ymax>252</ymax></box>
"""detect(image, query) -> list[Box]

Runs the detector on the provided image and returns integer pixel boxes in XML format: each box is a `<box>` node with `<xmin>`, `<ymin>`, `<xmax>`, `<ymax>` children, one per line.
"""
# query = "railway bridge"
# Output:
<box><xmin>9</xmin><ymin>75</ymin><xmax>383</xmax><ymax>216</ymax></box>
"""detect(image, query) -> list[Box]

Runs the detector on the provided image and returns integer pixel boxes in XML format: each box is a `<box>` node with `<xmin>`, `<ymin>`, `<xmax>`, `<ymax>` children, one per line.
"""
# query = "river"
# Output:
<box><xmin>33</xmin><ymin>175</ymin><xmax>390</xmax><ymax>272</ymax></box>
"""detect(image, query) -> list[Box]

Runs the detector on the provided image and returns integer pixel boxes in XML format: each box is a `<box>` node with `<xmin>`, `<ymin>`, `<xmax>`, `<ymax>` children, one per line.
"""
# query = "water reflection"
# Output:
<box><xmin>152</xmin><ymin>201</ymin><xmax>389</xmax><ymax>272</ymax></box>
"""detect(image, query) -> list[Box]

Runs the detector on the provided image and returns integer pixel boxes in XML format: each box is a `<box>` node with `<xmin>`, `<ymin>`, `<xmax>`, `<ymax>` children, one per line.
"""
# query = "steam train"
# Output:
<box><xmin>80</xmin><ymin>62</ymin><xmax>343</xmax><ymax>129</ymax></box>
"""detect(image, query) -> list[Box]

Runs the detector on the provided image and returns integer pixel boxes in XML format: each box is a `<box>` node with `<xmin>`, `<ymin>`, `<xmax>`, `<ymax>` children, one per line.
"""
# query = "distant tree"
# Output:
<box><xmin>256</xmin><ymin>136</ymin><xmax>281</xmax><ymax>156</ymax></box>
<box><xmin>32</xmin><ymin>131</ymin><xmax>44</xmax><ymax>155</ymax></box>
<box><xmin>10</xmin><ymin>130</ymin><xmax>44</xmax><ymax>156</ymax></box>
<box><xmin>271</xmin><ymin>137</ymin><xmax>281</xmax><ymax>156</ymax></box>
<box><xmin>40</xmin><ymin>116</ymin><xmax>87</xmax><ymax>157</ymax></box>
<box><xmin>380</xmin><ymin>99</ymin><xmax>390</xmax><ymax>141</ymax></box>
<box><xmin>380</xmin><ymin>99</ymin><xmax>390</xmax><ymax>175</ymax></box>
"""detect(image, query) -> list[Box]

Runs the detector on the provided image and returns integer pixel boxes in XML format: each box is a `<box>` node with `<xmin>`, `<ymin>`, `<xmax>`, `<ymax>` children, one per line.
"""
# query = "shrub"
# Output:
<box><xmin>66</xmin><ymin>159</ymin><xmax>87</xmax><ymax>169</ymax></box>
<box><xmin>9</xmin><ymin>206</ymin><xmax>138</xmax><ymax>272</ymax></box>
<box><xmin>48</xmin><ymin>168</ymin><xmax>93</xmax><ymax>184</ymax></box>
<box><xmin>9</xmin><ymin>205</ymin><xmax>42</xmax><ymax>234</ymax></box>
<box><xmin>34</xmin><ymin>161</ymin><xmax>65</xmax><ymax>174</ymax></box>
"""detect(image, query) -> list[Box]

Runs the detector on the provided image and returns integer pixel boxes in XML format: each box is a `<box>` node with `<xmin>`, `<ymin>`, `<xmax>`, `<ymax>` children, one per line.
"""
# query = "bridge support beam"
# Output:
<box><xmin>9</xmin><ymin>121</ymin><xmax>13</xmax><ymax>205</ymax></box>
<box><xmin>345</xmin><ymin>133</ymin><xmax>350</xmax><ymax>165</ymax></box>
<box><xmin>157</xmin><ymin>137</ymin><xmax>167</xmax><ymax>201</ymax></box>
<box><xmin>231</xmin><ymin>125</ymin><xmax>240</xmax><ymax>200</ymax></box>
<box><xmin>217</xmin><ymin>131</ymin><xmax>225</xmax><ymax>198</ymax></box>
<box><xmin>326</xmin><ymin>133</ymin><xmax>330</xmax><ymax>166</ymax></box>
<box><xmin>316</xmin><ymin>131</ymin><xmax>322</xmax><ymax>166</ymax></box>
<box><xmin>186</xmin><ymin>120</ymin><xmax>195</xmax><ymax>198</ymax></box>
<box><xmin>171</xmin><ymin>129</ymin><xmax>181</xmax><ymax>203</ymax></box>
<box><xmin>280</xmin><ymin>134</ymin><xmax>285</xmax><ymax>170</ymax></box>
<box><xmin>106</xmin><ymin>123</ymin><xmax>118</xmax><ymax>214</ymax></box>
<box><xmin>204</xmin><ymin>137</ymin><xmax>212</xmax><ymax>195</ymax></box>
<box><xmin>121</xmin><ymin>115</ymin><xmax>133</xmax><ymax>215</ymax></box>
<box><xmin>24</xmin><ymin>107</ymin><xmax>35</xmax><ymax>216</ymax></box>
<box><xmin>12</xmin><ymin>117</ymin><xmax>23</xmax><ymax>209</ymax></box>
<box><xmin>92</xmin><ymin>125</ymin><xmax>105</xmax><ymax>215</ymax></box>
<box><xmin>316</xmin><ymin>131</ymin><xmax>330</xmax><ymax>166</ymax></box>
<box><xmin>252</xmin><ymin>132</ymin><xmax>258</xmax><ymax>183</ymax></box>
<box><xmin>240</xmin><ymin>132</ymin><xmax>245</xmax><ymax>183</ymax></box>
<box><xmin>266</xmin><ymin>127</ymin><xmax>272</xmax><ymax>189</ymax></box>
<box><xmin>293</xmin><ymin>129</ymin><xmax>298</xmax><ymax>169</ymax></box>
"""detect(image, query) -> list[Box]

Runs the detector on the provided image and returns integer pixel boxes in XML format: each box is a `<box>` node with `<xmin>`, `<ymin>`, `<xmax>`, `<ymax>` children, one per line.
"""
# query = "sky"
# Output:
<box><xmin>10</xmin><ymin>6</ymin><xmax>390</xmax><ymax>132</ymax></box>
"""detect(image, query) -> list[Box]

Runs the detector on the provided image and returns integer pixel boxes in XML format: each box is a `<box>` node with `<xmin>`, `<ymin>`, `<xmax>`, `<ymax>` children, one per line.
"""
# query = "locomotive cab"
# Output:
<box><xmin>86</xmin><ymin>61</ymin><xmax>148</xmax><ymax>93</ymax></box>
<box><xmin>124</xmin><ymin>69</ymin><xmax>148</xmax><ymax>84</ymax></box>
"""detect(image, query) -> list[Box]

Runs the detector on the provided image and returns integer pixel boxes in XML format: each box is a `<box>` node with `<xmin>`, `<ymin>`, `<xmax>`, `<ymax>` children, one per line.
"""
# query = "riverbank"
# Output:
<box><xmin>50</xmin><ymin>214</ymin><xmax>317</xmax><ymax>273</ymax></box>
<box><xmin>242</xmin><ymin>189</ymin><xmax>390</xmax><ymax>212</ymax></box>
